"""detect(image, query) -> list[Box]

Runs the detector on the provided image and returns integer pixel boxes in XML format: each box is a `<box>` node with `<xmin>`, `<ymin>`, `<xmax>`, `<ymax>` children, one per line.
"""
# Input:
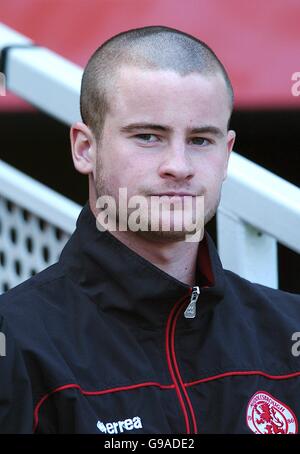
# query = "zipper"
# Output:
<box><xmin>165</xmin><ymin>287</ymin><xmax>200</xmax><ymax>434</ymax></box>
<box><xmin>184</xmin><ymin>286</ymin><xmax>200</xmax><ymax>319</ymax></box>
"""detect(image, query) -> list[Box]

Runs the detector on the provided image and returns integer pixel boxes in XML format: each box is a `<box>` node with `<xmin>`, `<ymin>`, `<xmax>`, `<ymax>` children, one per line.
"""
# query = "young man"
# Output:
<box><xmin>0</xmin><ymin>26</ymin><xmax>299</xmax><ymax>435</ymax></box>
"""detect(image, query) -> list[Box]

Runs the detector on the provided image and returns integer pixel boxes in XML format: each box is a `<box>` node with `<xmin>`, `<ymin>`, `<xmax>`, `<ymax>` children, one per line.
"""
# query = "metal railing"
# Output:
<box><xmin>0</xmin><ymin>22</ymin><xmax>299</xmax><ymax>291</ymax></box>
<box><xmin>0</xmin><ymin>160</ymin><xmax>81</xmax><ymax>293</ymax></box>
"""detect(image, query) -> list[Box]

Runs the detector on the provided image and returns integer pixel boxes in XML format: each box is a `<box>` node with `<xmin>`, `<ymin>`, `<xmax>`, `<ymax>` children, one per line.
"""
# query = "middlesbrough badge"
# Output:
<box><xmin>246</xmin><ymin>391</ymin><xmax>297</xmax><ymax>434</ymax></box>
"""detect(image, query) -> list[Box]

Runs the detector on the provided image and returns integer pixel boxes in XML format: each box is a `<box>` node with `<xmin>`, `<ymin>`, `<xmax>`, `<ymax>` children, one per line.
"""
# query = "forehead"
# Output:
<box><xmin>107</xmin><ymin>66</ymin><xmax>231</xmax><ymax>126</ymax></box>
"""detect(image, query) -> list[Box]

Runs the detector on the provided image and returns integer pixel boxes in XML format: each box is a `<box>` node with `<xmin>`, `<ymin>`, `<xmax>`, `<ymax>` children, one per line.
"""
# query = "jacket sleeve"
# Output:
<box><xmin>0</xmin><ymin>314</ymin><xmax>34</xmax><ymax>434</ymax></box>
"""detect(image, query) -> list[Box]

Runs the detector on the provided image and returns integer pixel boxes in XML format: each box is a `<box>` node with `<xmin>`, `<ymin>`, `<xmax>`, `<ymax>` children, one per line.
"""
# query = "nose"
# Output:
<box><xmin>158</xmin><ymin>142</ymin><xmax>194</xmax><ymax>182</ymax></box>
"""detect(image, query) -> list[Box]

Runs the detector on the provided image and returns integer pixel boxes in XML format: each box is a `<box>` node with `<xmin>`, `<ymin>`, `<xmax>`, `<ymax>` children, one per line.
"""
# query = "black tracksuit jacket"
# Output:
<box><xmin>0</xmin><ymin>203</ymin><xmax>300</xmax><ymax>434</ymax></box>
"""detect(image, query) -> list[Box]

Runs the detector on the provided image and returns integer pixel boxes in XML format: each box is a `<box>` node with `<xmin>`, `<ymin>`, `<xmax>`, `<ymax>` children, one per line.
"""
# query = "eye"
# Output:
<box><xmin>190</xmin><ymin>137</ymin><xmax>211</xmax><ymax>146</ymax></box>
<box><xmin>134</xmin><ymin>134</ymin><xmax>159</xmax><ymax>143</ymax></box>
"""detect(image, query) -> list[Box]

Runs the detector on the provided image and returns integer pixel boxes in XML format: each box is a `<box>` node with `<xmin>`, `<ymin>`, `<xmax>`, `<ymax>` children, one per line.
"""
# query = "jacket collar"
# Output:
<box><xmin>60</xmin><ymin>203</ymin><xmax>225</xmax><ymax>327</ymax></box>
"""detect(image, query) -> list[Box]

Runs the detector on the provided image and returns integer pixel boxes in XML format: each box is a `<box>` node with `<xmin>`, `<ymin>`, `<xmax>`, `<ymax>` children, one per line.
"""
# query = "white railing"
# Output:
<box><xmin>0</xmin><ymin>161</ymin><xmax>81</xmax><ymax>293</ymax></box>
<box><xmin>218</xmin><ymin>154</ymin><xmax>300</xmax><ymax>288</ymax></box>
<box><xmin>0</xmin><ymin>22</ymin><xmax>299</xmax><ymax>291</ymax></box>
<box><xmin>0</xmin><ymin>23</ymin><xmax>82</xmax><ymax>124</ymax></box>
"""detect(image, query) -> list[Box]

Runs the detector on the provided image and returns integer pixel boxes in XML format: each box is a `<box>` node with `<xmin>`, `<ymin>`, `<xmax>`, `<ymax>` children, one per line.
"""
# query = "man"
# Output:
<box><xmin>0</xmin><ymin>26</ymin><xmax>300</xmax><ymax>435</ymax></box>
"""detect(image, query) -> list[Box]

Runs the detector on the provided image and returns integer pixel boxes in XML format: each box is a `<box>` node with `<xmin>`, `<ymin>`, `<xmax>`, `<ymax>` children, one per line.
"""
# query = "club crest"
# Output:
<box><xmin>246</xmin><ymin>391</ymin><xmax>297</xmax><ymax>434</ymax></box>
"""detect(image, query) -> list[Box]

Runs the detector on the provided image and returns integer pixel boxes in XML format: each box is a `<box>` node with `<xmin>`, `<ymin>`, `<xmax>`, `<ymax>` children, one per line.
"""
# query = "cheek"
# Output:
<box><xmin>101</xmin><ymin>152</ymin><xmax>144</xmax><ymax>193</ymax></box>
<box><xmin>199</xmin><ymin>153</ymin><xmax>227</xmax><ymax>184</ymax></box>
<box><xmin>197</xmin><ymin>155</ymin><xmax>227</xmax><ymax>208</ymax></box>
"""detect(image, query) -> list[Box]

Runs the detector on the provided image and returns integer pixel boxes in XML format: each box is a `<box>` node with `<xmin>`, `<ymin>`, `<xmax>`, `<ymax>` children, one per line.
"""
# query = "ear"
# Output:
<box><xmin>223</xmin><ymin>129</ymin><xmax>236</xmax><ymax>180</ymax></box>
<box><xmin>70</xmin><ymin>122</ymin><xmax>96</xmax><ymax>175</ymax></box>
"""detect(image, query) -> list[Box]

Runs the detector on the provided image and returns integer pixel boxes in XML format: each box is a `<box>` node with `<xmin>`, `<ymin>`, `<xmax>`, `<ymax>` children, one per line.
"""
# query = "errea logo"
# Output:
<box><xmin>97</xmin><ymin>416</ymin><xmax>143</xmax><ymax>434</ymax></box>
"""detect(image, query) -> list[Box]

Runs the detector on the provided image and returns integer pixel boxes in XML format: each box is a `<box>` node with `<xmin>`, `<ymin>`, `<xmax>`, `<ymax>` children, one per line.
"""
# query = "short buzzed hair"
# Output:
<box><xmin>80</xmin><ymin>25</ymin><xmax>234</xmax><ymax>143</ymax></box>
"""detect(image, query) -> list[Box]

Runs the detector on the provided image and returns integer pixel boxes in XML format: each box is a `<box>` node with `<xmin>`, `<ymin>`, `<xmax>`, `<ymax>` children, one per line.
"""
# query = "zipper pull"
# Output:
<box><xmin>184</xmin><ymin>286</ymin><xmax>200</xmax><ymax>319</ymax></box>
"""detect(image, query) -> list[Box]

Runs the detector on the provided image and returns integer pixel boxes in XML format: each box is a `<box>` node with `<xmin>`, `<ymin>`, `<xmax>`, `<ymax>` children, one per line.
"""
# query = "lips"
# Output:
<box><xmin>151</xmin><ymin>192</ymin><xmax>196</xmax><ymax>197</ymax></box>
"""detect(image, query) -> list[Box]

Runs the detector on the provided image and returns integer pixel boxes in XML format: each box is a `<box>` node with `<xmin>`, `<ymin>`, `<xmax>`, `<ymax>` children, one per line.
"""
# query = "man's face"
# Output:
<box><xmin>93</xmin><ymin>66</ymin><xmax>235</xmax><ymax>241</ymax></box>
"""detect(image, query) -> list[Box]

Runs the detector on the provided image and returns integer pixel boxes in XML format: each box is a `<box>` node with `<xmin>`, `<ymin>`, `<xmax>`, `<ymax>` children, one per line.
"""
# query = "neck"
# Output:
<box><xmin>108</xmin><ymin>228</ymin><xmax>199</xmax><ymax>286</ymax></box>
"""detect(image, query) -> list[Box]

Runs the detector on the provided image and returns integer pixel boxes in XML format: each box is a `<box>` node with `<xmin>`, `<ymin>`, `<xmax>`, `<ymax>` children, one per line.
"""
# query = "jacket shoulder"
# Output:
<box><xmin>224</xmin><ymin>268</ymin><xmax>300</xmax><ymax>298</ymax></box>
<box><xmin>224</xmin><ymin>268</ymin><xmax>300</xmax><ymax>318</ymax></box>
<box><xmin>0</xmin><ymin>263</ymin><xmax>66</xmax><ymax>308</ymax></box>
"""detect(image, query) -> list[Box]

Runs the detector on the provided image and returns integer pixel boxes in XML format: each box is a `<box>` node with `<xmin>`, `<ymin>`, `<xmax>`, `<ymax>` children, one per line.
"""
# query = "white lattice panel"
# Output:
<box><xmin>0</xmin><ymin>196</ymin><xmax>70</xmax><ymax>293</ymax></box>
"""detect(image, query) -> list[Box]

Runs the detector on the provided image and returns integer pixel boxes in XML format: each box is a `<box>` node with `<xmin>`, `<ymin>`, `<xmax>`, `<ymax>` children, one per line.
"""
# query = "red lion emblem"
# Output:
<box><xmin>247</xmin><ymin>391</ymin><xmax>297</xmax><ymax>434</ymax></box>
<box><xmin>254</xmin><ymin>402</ymin><xmax>285</xmax><ymax>434</ymax></box>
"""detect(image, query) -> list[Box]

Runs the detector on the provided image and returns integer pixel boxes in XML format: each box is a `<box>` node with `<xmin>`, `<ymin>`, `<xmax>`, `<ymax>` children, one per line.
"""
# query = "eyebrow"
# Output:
<box><xmin>120</xmin><ymin>122</ymin><xmax>225</xmax><ymax>138</ymax></box>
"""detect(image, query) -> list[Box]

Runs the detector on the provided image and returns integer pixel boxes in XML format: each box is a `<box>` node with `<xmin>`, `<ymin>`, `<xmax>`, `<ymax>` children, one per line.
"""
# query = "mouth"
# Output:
<box><xmin>150</xmin><ymin>192</ymin><xmax>197</xmax><ymax>197</ymax></box>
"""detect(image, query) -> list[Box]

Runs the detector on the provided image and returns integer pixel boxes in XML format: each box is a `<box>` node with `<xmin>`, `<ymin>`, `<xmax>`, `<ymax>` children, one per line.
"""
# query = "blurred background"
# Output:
<box><xmin>0</xmin><ymin>0</ymin><xmax>299</xmax><ymax>292</ymax></box>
